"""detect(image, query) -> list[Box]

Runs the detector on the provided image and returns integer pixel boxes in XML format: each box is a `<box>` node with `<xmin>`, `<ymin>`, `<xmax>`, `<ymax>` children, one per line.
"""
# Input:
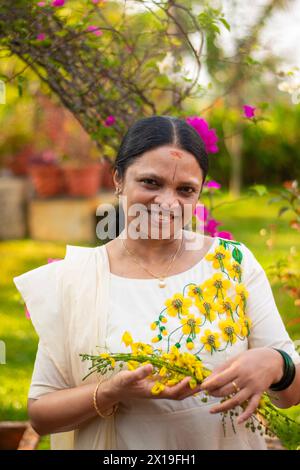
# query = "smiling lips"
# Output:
<box><xmin>146</xmin><ymin>209</ymin><xmax>181</xmax><ymax>221</ymax></box>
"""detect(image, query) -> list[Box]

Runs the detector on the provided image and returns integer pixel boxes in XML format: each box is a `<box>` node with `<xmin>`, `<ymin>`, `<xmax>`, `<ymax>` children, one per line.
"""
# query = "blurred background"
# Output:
<box><xmin>0</xmin><ymin>0</ymin><xmax>299</xmax><ymax>450</ymax></box>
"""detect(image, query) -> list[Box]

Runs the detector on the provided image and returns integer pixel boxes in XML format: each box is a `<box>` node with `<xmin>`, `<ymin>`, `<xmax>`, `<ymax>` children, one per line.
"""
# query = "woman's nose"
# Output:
<box><xmin>155</xmin><ymin>190</ymin><xmax>181</xmax><ymax>211</ymax></box>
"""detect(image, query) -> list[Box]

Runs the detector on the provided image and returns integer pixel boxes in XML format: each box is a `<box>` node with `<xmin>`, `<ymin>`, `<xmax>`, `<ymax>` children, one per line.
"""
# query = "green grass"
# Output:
<box><xmin>0</xmin><ymin>192</ymin><xmax>299</xmax><ymax>449</ymax></box>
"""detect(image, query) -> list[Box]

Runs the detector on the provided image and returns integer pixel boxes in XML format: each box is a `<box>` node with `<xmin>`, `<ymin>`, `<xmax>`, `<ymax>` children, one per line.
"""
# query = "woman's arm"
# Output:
<box><xmin>28</xmin><ymin>379</ymin><xmax>119</xmax><ymax>436</ymax></box>
<box><xmin>28</xmin><ymin>363</ymin><xmax>203</xmax><ymax>436</ymax></box>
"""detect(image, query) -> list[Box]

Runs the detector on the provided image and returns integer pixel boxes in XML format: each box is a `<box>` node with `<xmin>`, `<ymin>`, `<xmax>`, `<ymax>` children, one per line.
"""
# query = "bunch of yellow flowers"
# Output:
<box><xmin>80</xmin><ymin>331</ymin><xmax>300</xmax><ymax>450</ymax></box>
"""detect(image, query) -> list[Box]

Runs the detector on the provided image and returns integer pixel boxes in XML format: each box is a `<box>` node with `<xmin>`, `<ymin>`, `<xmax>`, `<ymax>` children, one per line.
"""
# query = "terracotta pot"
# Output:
<box><xmin>0</xmin><ymin>421</ymin><xmax>40</xmax><ymax>450</ymax></box>
<box><xmin>63</xmin><ymin>163</ymin><xmax>102</xmax><ymax>197</ymax></box>
<box><xmin>29</xmin><ymin>164</ymin><xmax>64</xmax><ymax>198</ymax></box>
<box><xmin>101</xmin><ymin>158</ymin><xmax>115</xmax><ymax>190</ymax></box>
<box><xmin>7</xmin><ymin>145</ymin><xmax>34</xmax><ymax>176</ymax></box>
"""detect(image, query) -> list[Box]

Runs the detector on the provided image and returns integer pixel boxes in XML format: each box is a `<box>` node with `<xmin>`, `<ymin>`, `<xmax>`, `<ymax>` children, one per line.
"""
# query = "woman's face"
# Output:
<box><xmin>114</xmin><ymin>145</ymin><xmax>204</xmax><ymax>239</ymax></box>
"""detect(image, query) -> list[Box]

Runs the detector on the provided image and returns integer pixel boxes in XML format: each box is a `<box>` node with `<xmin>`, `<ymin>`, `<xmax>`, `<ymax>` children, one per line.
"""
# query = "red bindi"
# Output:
<box><xmin>169</xmin><ymin>150</ymin><xmax>183</xmax><ymax>159</ymax></box>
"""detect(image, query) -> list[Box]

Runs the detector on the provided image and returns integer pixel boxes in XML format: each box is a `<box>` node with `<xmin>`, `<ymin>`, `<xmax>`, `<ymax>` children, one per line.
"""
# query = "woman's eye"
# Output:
<box><xmin>180</xmin><ymin>187</ymin><xmax>194</xmax><ymax>194</ymax></box>
<box><xmin>142</xmin><ymin>179</ymin><xmax>158</xmax><ymax>186</ymax></box>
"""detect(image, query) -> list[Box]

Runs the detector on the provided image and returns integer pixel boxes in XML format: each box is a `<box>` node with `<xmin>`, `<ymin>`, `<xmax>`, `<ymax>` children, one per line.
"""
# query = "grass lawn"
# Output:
<box><xmin>0</xmin><ymin>191</ymin><xmax>299</xmax><ymax>449</ymax></box>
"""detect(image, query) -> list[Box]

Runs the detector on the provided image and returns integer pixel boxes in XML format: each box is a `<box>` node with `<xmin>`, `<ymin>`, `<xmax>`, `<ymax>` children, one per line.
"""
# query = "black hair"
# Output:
<box><xmin>113</xmin><ymin>116</ymin><xmax>208</xmax><ymax>184</ymax></box>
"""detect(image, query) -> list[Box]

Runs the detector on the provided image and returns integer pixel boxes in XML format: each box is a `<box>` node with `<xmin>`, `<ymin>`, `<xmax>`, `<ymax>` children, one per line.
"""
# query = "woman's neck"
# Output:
<box><xmin>118</xmin><ymin>229</ymin><xmax>184</xmax><ymax>264</ymax></box>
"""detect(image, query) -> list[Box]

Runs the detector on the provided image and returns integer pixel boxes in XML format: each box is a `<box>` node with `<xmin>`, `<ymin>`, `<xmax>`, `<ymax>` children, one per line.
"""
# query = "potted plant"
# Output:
<box><xmin>60</xmin><ymin>136</ymin><xmax>104</xmax><ymax>197</ymax></box>
<box><xmin>28</xmin><ymin>150</ymin><xmax>64</xmax><ymax>198</ymax></box>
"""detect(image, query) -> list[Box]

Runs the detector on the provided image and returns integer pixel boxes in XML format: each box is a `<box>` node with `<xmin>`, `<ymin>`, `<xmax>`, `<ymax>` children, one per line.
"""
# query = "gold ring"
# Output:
<box><xmin>232</xmin><ymin>381</ymin><xmax>240</xmax><ymax>393</ymax></box>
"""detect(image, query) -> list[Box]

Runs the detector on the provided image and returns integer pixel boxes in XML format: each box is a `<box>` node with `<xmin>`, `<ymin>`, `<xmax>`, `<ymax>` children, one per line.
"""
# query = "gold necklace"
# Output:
<box><xmin>120</xmin><ymin>234</ymin><xmax>184</xmax><ymax>288</ymax></box>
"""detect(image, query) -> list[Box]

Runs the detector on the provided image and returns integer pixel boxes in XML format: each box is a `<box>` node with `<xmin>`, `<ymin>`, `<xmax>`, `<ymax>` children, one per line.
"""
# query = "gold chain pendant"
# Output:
<box><xmin>158</xmin><ymin>278</ymin><xmax>166</xmax><ymax>288</ymax></box>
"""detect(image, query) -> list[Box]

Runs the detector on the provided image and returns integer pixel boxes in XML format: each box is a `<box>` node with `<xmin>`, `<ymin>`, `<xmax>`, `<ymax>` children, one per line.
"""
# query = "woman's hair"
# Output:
<box><xmin>114</xmin><ymin>116</ymin><xmax>208</xmax><ymax>184</ymax></box>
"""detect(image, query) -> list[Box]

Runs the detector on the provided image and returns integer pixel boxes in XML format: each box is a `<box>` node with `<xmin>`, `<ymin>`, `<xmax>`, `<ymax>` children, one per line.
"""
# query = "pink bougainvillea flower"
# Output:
<box><xmin>216</xmin><ymin>230</ymin><xmax>234</xmax><ymax>240</ymax></box>
<box><xmin>52</xmin><ymin>0</ymin><xmax>65</xmax><ymax>6</ymax></box>
<box><xmin>205</xmin><ymin>218</ymin><xmax>221</xmax><ymax>236</ymax></box>
<box><xmin>86</xmin><ymin>25</ymin><xmax>103</xmax><ymax>36</ymax></box>
<box><xmin>37</xmin><ymin>1</ymin><xmax>46</xmax><ymax>6</ymax></box>
<box><xmin>92</xmin><ymin>0</ymin><xmax>106</xmax><ymax>4</ymax></box>
<box><xmin>186</xmin><ymin>116</ymin><xmax>219</xmax><ymax>154</ymax></box>
<box><xmin>205</xmin><ymin>180</ymin><xmax>221</xmax><ymax>190</ymax></box>
<box><xmin>104</xmin><ymin>115</ymin><xmax>116</xmax><ymax>127</ymax></box>
<box><xmin>37</xmin><ymin>33</ymin><xmax>46</xmax><ymax>41</ymax></box>
<box><xmin>243</xmin><ymin>105</ymin><xmax>256</xmax><ymax>119</ymax></box>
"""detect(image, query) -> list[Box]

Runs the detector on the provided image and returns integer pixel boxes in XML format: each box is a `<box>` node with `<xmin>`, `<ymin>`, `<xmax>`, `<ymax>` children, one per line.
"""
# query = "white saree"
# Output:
<box><xmin>14</xmin><ymin>244</ymin><xmax>117</xmax><ymax>450</ymax></box>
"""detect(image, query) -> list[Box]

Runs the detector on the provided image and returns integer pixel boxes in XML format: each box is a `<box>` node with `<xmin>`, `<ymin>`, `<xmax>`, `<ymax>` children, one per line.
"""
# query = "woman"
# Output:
<box><xmin>14</xmin><ymin>116</ymin><xmax>300</xmax><ymax>450</ymax></box>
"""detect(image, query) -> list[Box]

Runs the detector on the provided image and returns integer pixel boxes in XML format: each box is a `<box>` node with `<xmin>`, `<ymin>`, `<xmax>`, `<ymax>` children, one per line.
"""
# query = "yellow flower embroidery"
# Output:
<box><xmin>215</xmin><ymin>297</ymin><xmax>236</xmax><ymax>318</ymax></box>
<box><xmin>218</xmin><ymin>319</ymin><xmax>240</xmax><ymax>344</ymax></box>
<box><xmin>200</xmin><ymin>329</ymin><xmax>221</xmax><ymax>353</ymax></box>
<box><xmin>238</xmin><ymin>315</ymin><xmax>252</xmax><ymax>338</ymax></box>
<box><xmin>187</xmin><ymin>284</ymin><xmax>204</xmax><ymax>300</ymax></box>
<box><xmin>227</xmin><ymin>261</ymin><xmax>242</xmax><ymax>282</ymax></box>
<box><xmin>165</xmin><ymin>293</ymin><xmax>192</xmax><ymax>317</ymax></box>
<box><xmin>235</xmin><ymin>284</ymin><xmax>249</xmax><ymax>310</ymax></box>
<box><xmin>195</xmin><ymin>296</ymin><xmax>218</xmax><ymax>322</ymax></box>
<box><xmin>180</xmin><ymin>314</ymin><xmax>201</xmax><ymax>336</ymax></box>
<box><xmin>206</xmin><ymin>245</ymin><xmax>232</xmax><ymax>270</ymax></box>
<box><xmin>202</xmin><ymin>273</ymin><xmax>231</xmax><ymax>298</ymax></box>
<box><xmin>186</xmin><ymin>339</ymin><xmax>195</xmax><ymax>350</ymax></box>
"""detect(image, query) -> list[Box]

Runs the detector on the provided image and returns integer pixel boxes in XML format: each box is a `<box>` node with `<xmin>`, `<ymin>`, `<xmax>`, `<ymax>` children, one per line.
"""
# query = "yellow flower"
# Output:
<box><xmin>189</xmin><ymin>378</ymin><xmax>198</xmax><ymax>389</ymax></box>
<box><xmin>100</xmin><ymin>353</ymin><xmax>110</xmax><ymax>359</ymax></box>
<box><xmin>110</xmin><ymin>358</ymin><xmax>116</xmax><ymax>368</ymax></box>
<box><xmin>195</xmin><ymin>296</ymin><xmax>217</xmax><ymax>322</ymax></box>
<box><xmin>218</xmin><ymin>319</ymin><xmax>240</xmax><ymax>344</ymax></box>
<box><xmin>122</xmin><ymin>331</ymin><xmax>133</xmax><ymax>347</ymax></box>
<box><xmin>203</xmin><ymin>273</ymin><xmax>231</xmax><ymax>298</ymax></box>
<box><xmin>165</xmin><ymin>293</ymin><xmax>192</xmax><ymax>317</ymax></box>
<box><xmin>227</xmin><ymin>262</ymin><xmax>242</xmax><ymax>282</ymax></box>
<box><xmin>151</xmin><ymin>381</ymin><xmax>165</xmax><ymax>395</ymax></box>
<box><xmin>159</xmin><ymin>366</ymin><xmax>168</xmax><ymax>376</ymax></box>
<box><xmin>131</xmin><ymin>342</ymin><xmax>153</xmax><ymax>355</ymax></box>
<box><xmin>127</xmin><ymin>360</ymin><xmax>139</xmax><ymax>370</ymax></box>
<box><xmin>200</xmin><ymin>329</ymin><xmax>221</xmax><ymax>353</ymax></box>
<box><xmin>206</xmin><ymin>245</ymin><xmax>232</xmax><ymax>270</ymax></box>
<box><xmin>215</xmin><ymin>297</ymin><xmax>236</xmax><ymax>318</ymax></box>
<box><xmin>238</xmin><ymin>315</ymin><xmax>252</xmax><ymax>337</ymax></box>
<box><xmin>180</xmin><ymin>314</ymin><xmax>201</xmax><ymax>336</ymax></box>
<box><xmin>150</xmin><ymin>321</ymin><xmax>158</xmax><ymax>330</ymax></box>
<box><xmin>187</xmin><ymin>284</ymin><xmax>204</xmax><ymax>300</ymax></box>
<box><xmin>235</xmin><ymin>284</ymin><xmax>249</xmax><ymax>309</ymax></box>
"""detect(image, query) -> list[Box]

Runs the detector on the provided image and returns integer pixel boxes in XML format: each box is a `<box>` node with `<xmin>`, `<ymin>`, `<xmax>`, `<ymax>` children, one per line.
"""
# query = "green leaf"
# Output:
<box><xmin>249</xmin><ymin>185</ymin><xmax>268</xmax><ymax>197</ymax></box>
<box><xmin>278</xmin><ymin>206</ymin><xmax>290</xmax><ymax>217</ymax></box>
<box><xmin>232</xmin><ymin>247</ymin><xmax>243</xmax><ymax>265</ymax></box>
<box><xmin>219</xmin><ymin>18</ymin><xmax>230</xmax><ymax>31</ymax></box>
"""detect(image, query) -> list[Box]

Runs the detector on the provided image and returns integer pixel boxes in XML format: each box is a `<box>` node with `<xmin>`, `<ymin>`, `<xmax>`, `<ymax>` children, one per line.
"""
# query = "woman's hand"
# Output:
<box><xmin>199</xmin><ymin>347</ymin><xmax>284</xmax><ymax>424</ymax></box>
<box><xmin>102</xmin><ymin>364</ymin><xmax>202</xmax><ymax>403</ymax></box>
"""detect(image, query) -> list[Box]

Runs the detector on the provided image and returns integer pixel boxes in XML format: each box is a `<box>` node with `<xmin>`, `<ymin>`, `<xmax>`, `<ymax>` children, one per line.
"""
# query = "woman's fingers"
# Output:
<box><xmin>209</xmin><ymin>388</ymin><xmax>250</xmax><ymax>414</ymax></box>
<box><xmin>123</xmin><ymin>364</ymin><xmax>153</xmax><ymax>385</ymax></box>
<box><xmin>207</xmin><ymin>381</ymin><xmax>240</xmax><ymax>398</ymax></box>
<box><xmin>236</xmin><ymin>393</ymin><xmax>261</xmax><ymax>424</ymax></box>
<box><xmin>161</xmin><ymin>376</ymin><xmax>193</xmax><ymax>399</ymax></box>
<box><xmin>200</xmin><ymin>365</ymin><xmax>237</xmax><ymax>393</ymax></box>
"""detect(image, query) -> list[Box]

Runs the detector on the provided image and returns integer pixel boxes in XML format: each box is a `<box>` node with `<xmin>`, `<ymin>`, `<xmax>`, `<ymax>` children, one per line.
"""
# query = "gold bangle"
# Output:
<box><xmin>93</xmin><ymin>381</ymin><xmax>118</xmax><ymax>418</ymax></box>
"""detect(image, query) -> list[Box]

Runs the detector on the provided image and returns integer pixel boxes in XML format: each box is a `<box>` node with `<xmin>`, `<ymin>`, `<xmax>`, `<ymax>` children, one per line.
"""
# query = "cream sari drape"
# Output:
<box><xmin>14</xmin><ymin>244</ymin><xmax>116</xmax><ymax>450</ymax></box>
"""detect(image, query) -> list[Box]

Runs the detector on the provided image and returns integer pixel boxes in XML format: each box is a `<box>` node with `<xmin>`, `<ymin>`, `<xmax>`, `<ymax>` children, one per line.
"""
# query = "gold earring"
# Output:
<box><xmin>114</xmin><ymin>187</ymin><xmax>121</xmax><ymax>195</ymax></box>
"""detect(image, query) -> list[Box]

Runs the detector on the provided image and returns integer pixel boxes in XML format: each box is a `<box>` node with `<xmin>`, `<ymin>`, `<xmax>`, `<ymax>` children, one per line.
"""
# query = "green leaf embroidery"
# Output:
<box><xmin>232</xmin><ymin>247</ymin><xmax>243</xmax><ymax>264</ymax></box>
